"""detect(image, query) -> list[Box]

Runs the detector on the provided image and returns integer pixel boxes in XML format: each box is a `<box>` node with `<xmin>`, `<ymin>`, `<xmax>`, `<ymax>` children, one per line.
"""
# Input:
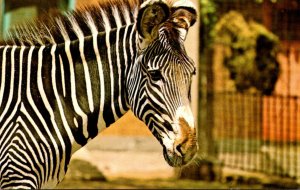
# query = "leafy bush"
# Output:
<box><xmin>212</xmin><ymin>11</ymin><xmax>280</xmax><ymax>95</ymax></box>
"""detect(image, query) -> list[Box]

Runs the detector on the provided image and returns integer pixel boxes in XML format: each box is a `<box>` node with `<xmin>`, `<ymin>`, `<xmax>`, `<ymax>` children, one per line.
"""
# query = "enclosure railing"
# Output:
<box><xmin>214</xmin><ymin>91</ymin><xmax>300</xmax><ymax>181</ymax></box>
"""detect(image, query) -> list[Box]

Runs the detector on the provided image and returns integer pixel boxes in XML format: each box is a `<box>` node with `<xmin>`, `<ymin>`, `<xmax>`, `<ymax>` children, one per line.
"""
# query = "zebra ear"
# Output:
<box><xmin>170</xmin><ymin>0</ymin><xmax>197</xmax><ymax>40</ymax></box>
<box><xmin>137</xmin><ymin>0</ymin><xmax>170</xmax><ymax>47</ymax></box>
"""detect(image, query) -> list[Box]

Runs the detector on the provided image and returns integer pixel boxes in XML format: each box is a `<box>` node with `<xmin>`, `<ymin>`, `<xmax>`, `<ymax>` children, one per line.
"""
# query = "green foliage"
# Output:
<box><xmin>200</xmin><ymin>0</ymin><xmax>217</xmax><ymax>26</ymax></box>
<box><xmin>255</xmin><ymin>0</ymin><xmax>279</xmax><ymax>3</ymax></box>
<box><xmin>200</xmin><ymin>0</ymin><xmax>281</xmax><ymax>49</ymax></box>
<box><xmin>211</xmin><ymin>11</ymin><xmax>280</xmax><ymax>95</ymax></box>
<box><xmin>200</xmin><ymin>0</ymin><xmax>218</xmax><ymax>52</ymax></box>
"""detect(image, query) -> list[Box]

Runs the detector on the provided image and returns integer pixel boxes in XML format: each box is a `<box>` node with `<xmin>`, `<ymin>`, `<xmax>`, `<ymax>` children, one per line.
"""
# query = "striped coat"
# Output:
<box><xmin>0</xmin><ymin>0</ymin><xmax>198</xmax><ymax>188</ymax></box>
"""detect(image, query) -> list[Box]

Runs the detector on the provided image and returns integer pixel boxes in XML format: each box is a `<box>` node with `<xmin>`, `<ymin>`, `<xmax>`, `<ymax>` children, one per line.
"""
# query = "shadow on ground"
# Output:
<box><xmin>58</xmin><ymin>177</ymin><xmax>265</xmax><ymax>189</ymax></box>
<box><xmin>57</xmin><ymin>158</ymin><xmax>263</xmax><ymax>189</ymax></box>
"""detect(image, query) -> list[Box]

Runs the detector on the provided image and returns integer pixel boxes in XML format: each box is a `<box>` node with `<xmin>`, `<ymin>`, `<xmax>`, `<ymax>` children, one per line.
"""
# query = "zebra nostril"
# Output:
<box><xmin>175</xmin><ymin>143</ymin><xmax>184</xmax><ymax>157</ymax></box>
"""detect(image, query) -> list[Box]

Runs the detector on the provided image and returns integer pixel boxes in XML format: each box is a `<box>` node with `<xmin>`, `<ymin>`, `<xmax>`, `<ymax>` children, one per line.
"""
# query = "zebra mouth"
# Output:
<box><xmin>162</xmin><ymin>146</ymin><xmax>186</xmax><ymax>167</ymax></box>
<box><xmin>162</xmin><ymin>144</ymin><xmax>197</xmax><ymax>167</ymax></box>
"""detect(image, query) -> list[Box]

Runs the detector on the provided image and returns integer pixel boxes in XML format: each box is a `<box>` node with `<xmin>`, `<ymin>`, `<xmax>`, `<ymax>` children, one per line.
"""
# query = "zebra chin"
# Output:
<box><xmin>162</xmin><ymin>144</ymin><xmax>197</xmax><ymax>167</ymax></box>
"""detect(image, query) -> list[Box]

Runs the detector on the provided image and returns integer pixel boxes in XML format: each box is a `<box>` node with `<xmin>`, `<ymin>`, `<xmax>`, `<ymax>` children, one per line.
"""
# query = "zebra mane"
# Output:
<box><xmin>2</xmin><ymin>0</ymin><xmax>142</xmax><ymax>46</ymax></box>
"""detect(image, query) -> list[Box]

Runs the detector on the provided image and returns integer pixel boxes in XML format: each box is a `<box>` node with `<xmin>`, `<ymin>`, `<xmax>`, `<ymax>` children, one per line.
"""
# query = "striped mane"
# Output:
<box><xmin>2</xmin><ymin>0</ymin><xmax>142</xmax><ymax>46</ymax></box>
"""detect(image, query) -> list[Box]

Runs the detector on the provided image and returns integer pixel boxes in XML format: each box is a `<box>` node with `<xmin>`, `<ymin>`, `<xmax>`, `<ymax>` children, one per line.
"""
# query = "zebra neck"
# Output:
<box><xmin>52</xmin><ymin>23</ymin><xmax>138</xmax><ymax>145</ymax></box>
<box><xmin>93</xmin><ymin>24</ymin><xmax>138</xmax><ymax>132</ymax></box>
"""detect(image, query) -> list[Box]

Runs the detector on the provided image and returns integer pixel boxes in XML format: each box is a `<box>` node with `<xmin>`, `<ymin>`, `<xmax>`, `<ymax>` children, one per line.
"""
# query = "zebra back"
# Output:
<box><xmin>2</xmin><ymin>0</ymin><xmax>142</xmax><ymax>46</ymax></box>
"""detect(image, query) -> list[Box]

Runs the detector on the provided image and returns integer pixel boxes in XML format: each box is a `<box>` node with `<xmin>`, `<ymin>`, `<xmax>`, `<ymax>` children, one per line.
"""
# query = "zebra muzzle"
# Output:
<box><xmin>163</xmin><ymin>117</ymin><xmax>197</xmax><ymax>167</ymax></box>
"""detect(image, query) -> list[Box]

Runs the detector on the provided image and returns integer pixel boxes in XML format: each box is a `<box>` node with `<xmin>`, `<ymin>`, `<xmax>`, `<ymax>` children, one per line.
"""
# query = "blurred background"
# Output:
<box><xmin>1</xmin><ymin>0</ymin><xmax>300</xmax><ymax>188</ymax></box>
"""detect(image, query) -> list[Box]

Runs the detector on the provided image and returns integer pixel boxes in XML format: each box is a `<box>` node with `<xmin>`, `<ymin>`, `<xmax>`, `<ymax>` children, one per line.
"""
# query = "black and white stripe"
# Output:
<box><xmin>0</xmin><ymin>0</ymin><xmax>198</xmax><ymax>188</ymax></box>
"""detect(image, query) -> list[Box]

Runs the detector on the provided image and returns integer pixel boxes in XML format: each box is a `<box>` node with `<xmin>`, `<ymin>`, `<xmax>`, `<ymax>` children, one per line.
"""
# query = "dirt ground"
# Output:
<box><xmin>56</xmin><ymin>154</ymin><xmax>263</xmax><ymax>189</ymax></box>
<box><xmin>57</xmin><ymin>178</ymin><xmax>263</xmax><ymax>189</ymax></box>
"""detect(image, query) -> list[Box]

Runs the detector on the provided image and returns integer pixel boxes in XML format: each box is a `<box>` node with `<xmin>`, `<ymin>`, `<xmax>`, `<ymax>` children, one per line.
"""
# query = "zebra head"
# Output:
<box><xmin>128</xmin><ymin>0</ymin><xmax>198</xmax><ymax>167</ymax></box>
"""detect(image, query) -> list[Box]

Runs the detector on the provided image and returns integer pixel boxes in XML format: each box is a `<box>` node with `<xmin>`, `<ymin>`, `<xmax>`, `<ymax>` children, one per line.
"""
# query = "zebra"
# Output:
<box><xmin>0</xmin><ymin>0</ymin><xmax>198</xmax><ymax>188</ymax></box>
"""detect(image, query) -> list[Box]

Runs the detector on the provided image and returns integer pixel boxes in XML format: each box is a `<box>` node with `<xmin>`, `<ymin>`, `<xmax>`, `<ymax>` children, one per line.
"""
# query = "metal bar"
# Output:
<box><xmin>2</xmin><ymin>11</ymin><xmax>11</xmax><ymax>38</ymax></box>
<box><xmin>0</xmin><ymin>0</ymin><xmax>5</xmax><ymax>37</ymax></box>
<box><xmin>68</xmin><ymin>0</ymin><xmax>76</xmax><ymax>10</ymax></box>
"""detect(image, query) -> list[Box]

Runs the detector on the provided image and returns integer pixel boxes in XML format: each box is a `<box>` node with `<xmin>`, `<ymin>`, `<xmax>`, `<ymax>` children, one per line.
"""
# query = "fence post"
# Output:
<box><xmin>198</xmin><ymin>47</ymin><xmax>216</xmax><ymax>158</ymax></box>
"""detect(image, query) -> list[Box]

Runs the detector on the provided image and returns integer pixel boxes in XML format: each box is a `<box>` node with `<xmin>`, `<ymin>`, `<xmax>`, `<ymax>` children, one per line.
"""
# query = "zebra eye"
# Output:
<box><xmin>149</xmin><ymin>70</ymin><xmax>163</xmax><ymax>81</ymax></box>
